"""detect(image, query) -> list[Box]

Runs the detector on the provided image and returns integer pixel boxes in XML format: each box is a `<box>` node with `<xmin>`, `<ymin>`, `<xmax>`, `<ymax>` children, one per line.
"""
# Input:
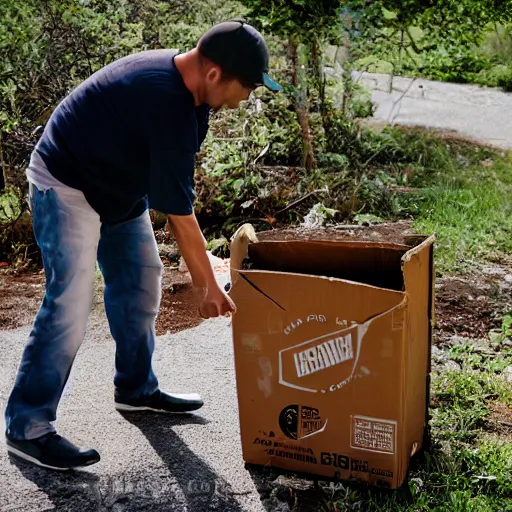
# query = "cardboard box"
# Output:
<box><xmin>229</xmin><ymin>226</ymin><xmax>435</xmax><ymax>489</ymax></box>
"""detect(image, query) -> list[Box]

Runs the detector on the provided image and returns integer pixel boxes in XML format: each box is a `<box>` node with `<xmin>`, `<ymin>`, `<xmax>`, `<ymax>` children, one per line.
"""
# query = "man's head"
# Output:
<box><xmin>176</xmin><ymin>19</ymin><xmax>281</xmax><ymax>110</ymax></box>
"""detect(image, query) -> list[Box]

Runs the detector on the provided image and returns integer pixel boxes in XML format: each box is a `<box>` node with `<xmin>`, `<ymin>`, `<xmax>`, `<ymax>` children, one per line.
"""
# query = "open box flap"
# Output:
<box><xmin>400</xmin><ymin>234</ymin><xmax>435</xmax><ymax>468</ymax></box>
<box><xmin>245</xmin><ymin>240</ymin><xmax>411</xmax><ymax>291</ymax></box>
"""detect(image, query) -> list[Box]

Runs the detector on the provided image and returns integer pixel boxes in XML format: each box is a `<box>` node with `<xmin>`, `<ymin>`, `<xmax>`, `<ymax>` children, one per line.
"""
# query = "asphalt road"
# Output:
<box><xmin>0</xmin><ymin>307</ymin><xmax>270</xmax><ymax>512</ymax></box>
<box><xmin>352</xmin><ymin>71</ymin><xmax>512</xmax><ymax>150</ymax></box>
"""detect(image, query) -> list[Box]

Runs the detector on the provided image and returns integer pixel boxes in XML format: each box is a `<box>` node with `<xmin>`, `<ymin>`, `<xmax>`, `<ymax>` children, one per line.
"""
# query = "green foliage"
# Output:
<box><xmin>239</xmin><ymin>0</ymin><xmax>341</xmax><ymax>41</ymax></box>
<box><xmin>481</xmin><ymin>23</ymin><xmax>512</xmax><ymax>64</ymax></box>
<box><xmin>347</xmin><ymin>1</ymin><xmax>512</xmax><ymax>85</ymax></box>
<box><xmin>238</xmin><ymin>0</ymin><xmax>344</xmax><ymax>172</ymax></box>
<box><xmin>353</xmin><ymin>55</ymin><xmax>395</xmax><ymax>74</ymax></box>
<box><xmin>195</xmin><ymin>88</ymin><xmax>512</xmax><ymax>262</ymax></box>
<box><xmin>475</xmin><ymin>64</ymin><xmax>512</xmax><ymax>90</ymax></box>
<box><xmin>346</xmin><ymin>84</ymin><xmax>375</xmax><ymax>118</ymax></box>
<box><xmin>0</xmin><ymin>186</ymin><xmax>22</xmax><ymax>223</ymax></box>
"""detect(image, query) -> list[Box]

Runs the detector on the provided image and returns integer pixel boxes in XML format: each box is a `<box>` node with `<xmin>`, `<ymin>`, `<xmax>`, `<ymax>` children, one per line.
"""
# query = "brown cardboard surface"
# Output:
<box><xmin>400</xmin><ymin>236</ymin><xmax>436</xmax><ymax>469</ymax></box>
<box><xmin>230</xmin><ymin>229</ymin><xmax>435</xmax><ymax>489</ymax></box>
<box><xmin>248</xmin><ymin>241</ymin><xmax>410</xmax><ymax>290</ymax></box>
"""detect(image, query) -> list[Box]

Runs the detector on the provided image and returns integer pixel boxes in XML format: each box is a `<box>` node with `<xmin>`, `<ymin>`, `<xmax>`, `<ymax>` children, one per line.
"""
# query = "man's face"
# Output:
<box><xmin>200</xmin><ymin>64</ymin><xmax>255</xmax><ymax>110</ymax></box>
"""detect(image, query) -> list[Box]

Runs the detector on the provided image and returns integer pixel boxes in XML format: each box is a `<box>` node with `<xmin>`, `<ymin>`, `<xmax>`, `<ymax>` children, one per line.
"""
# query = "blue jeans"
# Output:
<box><xmin>5</xmin><ymin>183</ymin><xmax>162</xmax><ymax>440</ymax></box>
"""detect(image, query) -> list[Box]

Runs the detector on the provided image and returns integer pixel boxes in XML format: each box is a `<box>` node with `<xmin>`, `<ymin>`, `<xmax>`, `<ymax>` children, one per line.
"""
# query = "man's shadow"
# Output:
<box><xmin>8</xmin><ymin>413</ymin><xmax>245</xmax><ymax>511</ymax></box>
<box><xmin>119</xmin><ymin>411</ymin><xmax>245</xmax><ymax>511</ymax></box>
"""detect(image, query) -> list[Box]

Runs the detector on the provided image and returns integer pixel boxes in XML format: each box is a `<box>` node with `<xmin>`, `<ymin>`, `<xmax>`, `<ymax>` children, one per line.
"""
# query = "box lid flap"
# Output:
<box><xmin>246</xmin><ymin>241</ymin><xmax>410</xmax><ymax>291</ymax></box>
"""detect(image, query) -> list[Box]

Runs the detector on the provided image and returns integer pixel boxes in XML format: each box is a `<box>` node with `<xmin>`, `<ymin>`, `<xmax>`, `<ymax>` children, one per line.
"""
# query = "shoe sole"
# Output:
<box><xmin>115</xmin><ymin>402</ymin><xmax>203</xmax><ymax>413</ymax></box>
<box><xmin>7</xmin><ymin>445</ymin><xmax>99</xmax><ymax>471</ymax></box>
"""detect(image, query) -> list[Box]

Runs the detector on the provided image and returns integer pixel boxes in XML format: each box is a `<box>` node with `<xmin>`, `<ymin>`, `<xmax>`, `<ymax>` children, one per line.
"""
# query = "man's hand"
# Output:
<box><xmin>167</xmin><ymin>212</ymin><xmax>236</xmax><ymax>319</ymax></box>
<box><xmin>195</xmin><ymin>283</ymin><xmax>236</xmax><ymax>319</ymax></box>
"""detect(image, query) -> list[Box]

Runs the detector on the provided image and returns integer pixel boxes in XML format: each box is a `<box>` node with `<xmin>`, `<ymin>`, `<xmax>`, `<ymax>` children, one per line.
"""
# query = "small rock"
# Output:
<box><xmin>482</xmin><ymin>266</ymin><xmax>506</xmax><ymax>276</ymax></box>
<box><xmin>503</xmin><ymin>338</ymin><xmax>512</xmax><ymax>348</ymax></box>
<box><xmin>504</xmin><ymin>274</ymin><xmax>512</xmax><ymax>284</ymax></box>
<box><xmin>273</xmin><ymin>476</ymin><xmax>314</xmax><ymax>492</ymax></box>
<box><xmin>431</xmin><ymin>346</ymin><xmax>442</xmax><ymax>355</ymax></box>
<box><xmin>431</xmin><ymin>346</ymin><xmax>447</xmax><ymax>363</ymax></box>
<box><xmin>503</xmin><ymin>366</ymin><xmax>512</xmax><ymax>383</ymax></box>
<box><xmin>449</xmin><ymin>335</ymin><xmax>468</xmax><ymax>345</ymax></box>
<box><xmin>444</xmin><ymin>360</ymin><xmax>461</xmax><ymax>371</ymax></box>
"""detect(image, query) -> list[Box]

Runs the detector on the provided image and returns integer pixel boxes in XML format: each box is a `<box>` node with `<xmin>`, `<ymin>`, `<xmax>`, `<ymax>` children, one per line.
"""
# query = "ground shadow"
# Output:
<box><xmin>7</xmin><ymin>413</ymin><xmax>244</xmax><ymax>511</ymax></box>
<box><xmin>120</xmin><ymin>411</ymin><xmax>246</xmax><ymax>512</ymax></box>
<box><xmin>8</xmin><ymin>455</ymin><xmax>102</xmax><ymax>511</ymax></box>
<box><xmin>246</xmin><ymin>463</ymin><xmax>333</xmax><ymax>512</ymax></box>
<box><xmin>245</xmin><ymin>443</ymin><xmax>449</xmax><ymax>511</ymax></box>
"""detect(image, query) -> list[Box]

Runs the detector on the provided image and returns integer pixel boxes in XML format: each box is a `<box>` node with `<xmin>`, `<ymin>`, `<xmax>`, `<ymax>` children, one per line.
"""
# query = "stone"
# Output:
<box><xmin>445</xmin><ymin>360</ymin><xmax>462</xmax><ymax>371</ymax></box>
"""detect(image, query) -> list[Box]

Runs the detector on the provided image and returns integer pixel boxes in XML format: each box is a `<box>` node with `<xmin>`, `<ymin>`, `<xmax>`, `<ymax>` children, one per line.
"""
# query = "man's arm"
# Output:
<box><xmin>167</xmin><ymin>213</ymin><xmax>236</xmax><ymax>318</ymax></box>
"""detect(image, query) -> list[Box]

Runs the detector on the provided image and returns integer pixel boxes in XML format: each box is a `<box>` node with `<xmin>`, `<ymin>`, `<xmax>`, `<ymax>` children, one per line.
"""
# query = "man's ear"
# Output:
<box><xmin>206</xmin><ymin>65</ymin><xmax>222</xmax><ymax>85</ymax></box>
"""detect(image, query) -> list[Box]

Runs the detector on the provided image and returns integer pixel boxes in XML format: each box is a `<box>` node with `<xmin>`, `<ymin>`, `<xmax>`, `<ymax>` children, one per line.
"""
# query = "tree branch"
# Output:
<box><xmin>275</xmin><ymin>189</ymin><xmax>328</xmax><ymax>215</ymax></box>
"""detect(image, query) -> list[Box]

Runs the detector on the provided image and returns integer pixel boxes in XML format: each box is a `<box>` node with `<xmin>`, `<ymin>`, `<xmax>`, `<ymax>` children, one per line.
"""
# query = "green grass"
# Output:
<box><xmin>412</xmin><ymin>151</ymin><xmax>512</xmax><ymax>273</ymax></box>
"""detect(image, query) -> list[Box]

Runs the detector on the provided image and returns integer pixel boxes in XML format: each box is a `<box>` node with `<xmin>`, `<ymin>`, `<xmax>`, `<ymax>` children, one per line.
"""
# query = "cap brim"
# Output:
<box><xmin>262</xmin><ymin>73</ymin><xmax>282</xmax><ymax>92</ymax></box>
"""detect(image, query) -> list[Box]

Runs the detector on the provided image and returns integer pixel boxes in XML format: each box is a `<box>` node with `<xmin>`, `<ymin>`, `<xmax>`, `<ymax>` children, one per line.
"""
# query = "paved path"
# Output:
<box><xmin>0</xmin><ymin>309</ymin><xmax>271</xmax><ymax>512</ymax></box>
<box><xmin>351</xmin><ymin>71</ymin><xmax>512</xmax><ymax>150</ymax></box>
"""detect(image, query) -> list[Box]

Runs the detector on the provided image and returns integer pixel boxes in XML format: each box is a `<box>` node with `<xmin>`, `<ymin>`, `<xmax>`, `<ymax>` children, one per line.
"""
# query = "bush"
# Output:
<box><xmin>496</xmin><ymin>67</ymin><xmax>512</xmax><ymax>91</ymax></box>
<box><xmin>476</xmin><ymin>64</ymin><xmax>512</xmax><ymax>90</ymax></box>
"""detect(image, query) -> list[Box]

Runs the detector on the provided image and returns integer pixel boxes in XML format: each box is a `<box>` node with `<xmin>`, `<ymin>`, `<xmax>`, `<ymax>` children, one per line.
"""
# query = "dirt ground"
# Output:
<box><xmin>488</xmin><ymin>402</ymin><xmax>512</xmax><ymax>441</ymax></box>
<box><xmin>0</xmin><ymin>266</ymin><xmax>203</xmax><ymax>335</ymax></box>
<box><xmin>434</xmin><ymin>275</ymin><xmax>508</xmax><ymax>344</ymax></box>
<box><xmin>257</xmin><ymin>221</ymin><xmax>424</xmax><ymax>246</ymax></box>
<box><xmin>1</xmin><ymin>223</ymin><xmax>510</xmax><ymax>345</ymax></box>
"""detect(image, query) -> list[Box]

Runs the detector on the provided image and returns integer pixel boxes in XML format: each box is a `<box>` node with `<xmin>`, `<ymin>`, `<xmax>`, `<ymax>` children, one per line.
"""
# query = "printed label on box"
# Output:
<box><xmin>278</xmin><ymin>304</ymin><xmax>404</xmax><ymax>393</ymax></box>
<box><xmin>350</xmin><ymin>416</ymin><xmax>397</xmax><ymax>454</ymax></box>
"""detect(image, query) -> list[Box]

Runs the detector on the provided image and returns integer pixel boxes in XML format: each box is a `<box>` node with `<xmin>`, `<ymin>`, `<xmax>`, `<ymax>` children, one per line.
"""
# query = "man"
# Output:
<box><xmin>4</xmin><ymin>19</ymin><xmax>281</xmax><ymax>471</ymax></box>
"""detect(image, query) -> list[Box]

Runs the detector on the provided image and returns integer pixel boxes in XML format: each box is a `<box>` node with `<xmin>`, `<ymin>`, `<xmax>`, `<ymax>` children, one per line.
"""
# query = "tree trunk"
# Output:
<box><xmin>288</xmin><ymin>36</ymin><xmax>315</xmax><ymax>172</ymax></box>
<box><xmin>310</xmin><ymin>35</ymin><xmax>327</xmax><ymax>124</ymax></box>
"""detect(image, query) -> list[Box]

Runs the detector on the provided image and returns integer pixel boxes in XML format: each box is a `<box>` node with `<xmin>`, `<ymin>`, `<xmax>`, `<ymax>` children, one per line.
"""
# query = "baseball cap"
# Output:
<box><xmin>198</xmin><ymin>19</ymin><xmax>282</xmax><ymax>92</ymax></box>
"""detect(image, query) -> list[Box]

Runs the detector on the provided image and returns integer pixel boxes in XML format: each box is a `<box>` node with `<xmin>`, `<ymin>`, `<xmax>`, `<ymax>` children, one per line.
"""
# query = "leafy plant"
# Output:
<box><xmin>346</xmin><ymin>1</ymin><xmax>512</xmax><ymax>85</ymax></box>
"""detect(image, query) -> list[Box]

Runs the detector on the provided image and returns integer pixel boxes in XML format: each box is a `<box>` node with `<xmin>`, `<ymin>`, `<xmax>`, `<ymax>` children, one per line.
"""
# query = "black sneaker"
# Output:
<box><xmin>115</xmin><ymin>389</ymin><xmax>204</xmax><ymax>413</ymax></box>
<box><xmin>6</xmin><ymin>432</ymin><xmax>100</xmax><ymax>471</ymax></box>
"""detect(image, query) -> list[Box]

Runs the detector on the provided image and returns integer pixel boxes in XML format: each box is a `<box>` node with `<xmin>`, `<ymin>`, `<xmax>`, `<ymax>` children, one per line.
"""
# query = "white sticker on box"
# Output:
<box><xmin>350</xmin><ymin>416</ymin><xmax>397</xmax><ymax>454</ymax></box>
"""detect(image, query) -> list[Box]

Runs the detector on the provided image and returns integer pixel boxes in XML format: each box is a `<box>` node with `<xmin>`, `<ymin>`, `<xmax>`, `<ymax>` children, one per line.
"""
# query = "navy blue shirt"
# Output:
<box><xmin>35</xmin><ymin>49</ymin><xmax>210</xmax><ymax>223</ymax></box>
